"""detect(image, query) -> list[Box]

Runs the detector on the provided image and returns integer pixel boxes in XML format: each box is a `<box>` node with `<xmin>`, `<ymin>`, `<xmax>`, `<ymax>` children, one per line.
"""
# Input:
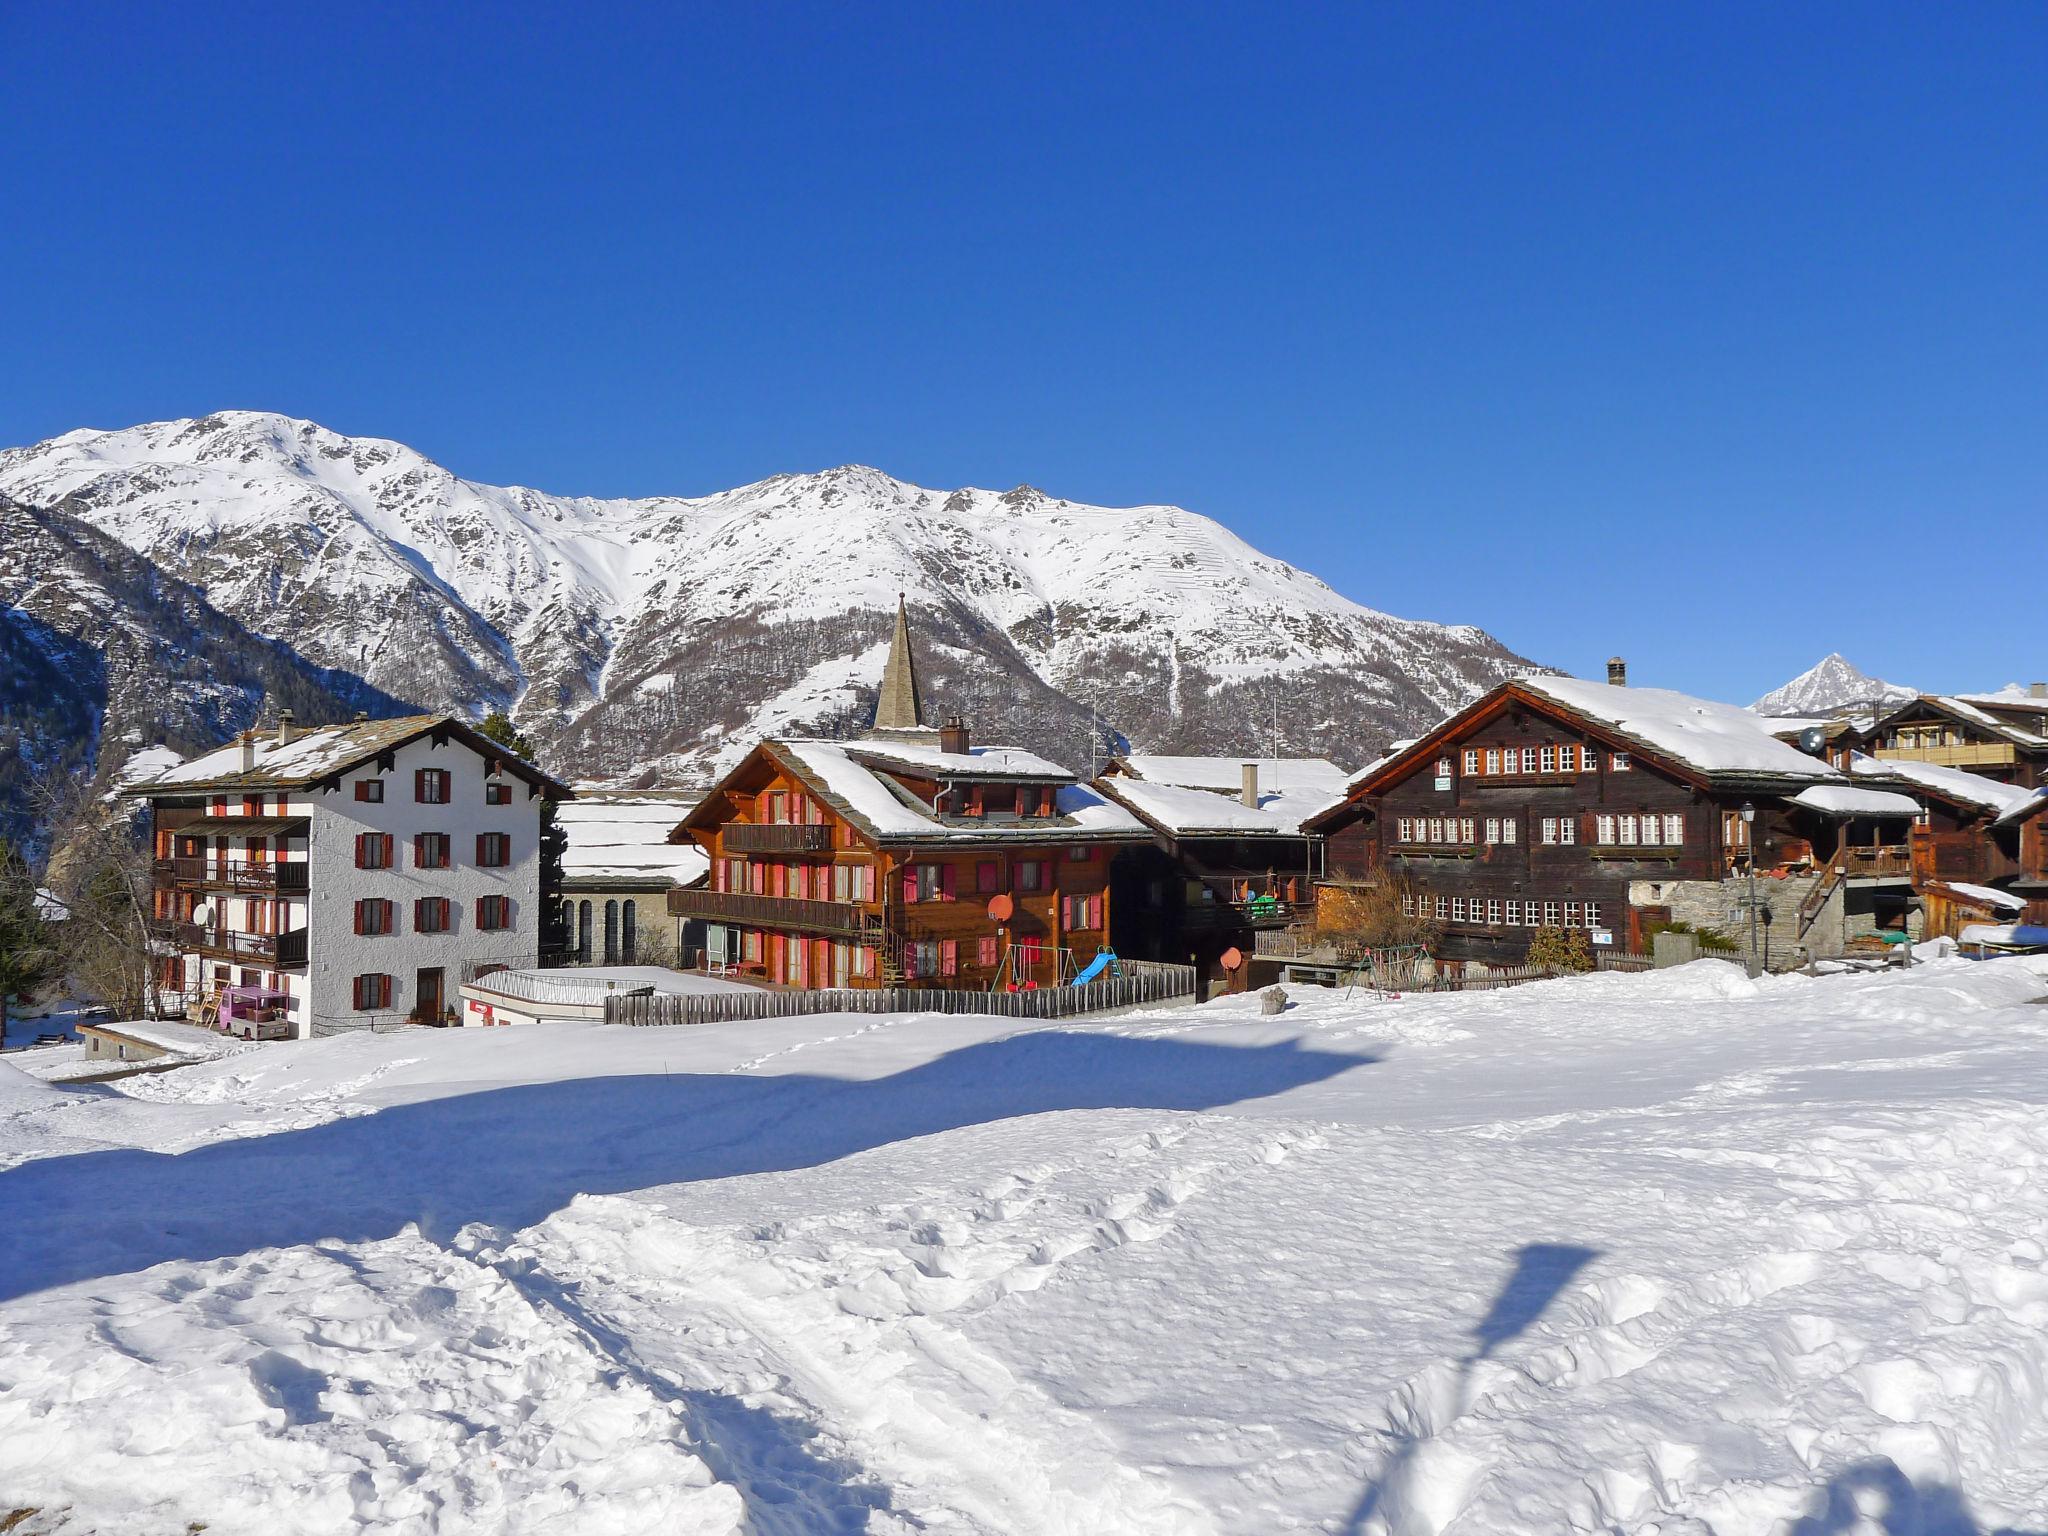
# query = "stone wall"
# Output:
<box><xmin>1629</xmin><ymin>874</ymin><xmax>1919</xmax><ymax>971</ymax></box>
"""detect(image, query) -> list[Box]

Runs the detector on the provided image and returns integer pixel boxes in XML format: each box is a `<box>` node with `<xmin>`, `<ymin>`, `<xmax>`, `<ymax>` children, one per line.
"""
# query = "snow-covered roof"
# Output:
<box><xmin>1952</xmin><ymin>688</ymin><xmax>2048</xmax><ymax>716</ymax></box>
<box><xmin>557</xmin><ymin>793</ymin><xmax>707</xmax><ymax>888</ymax></box>
<box><xmin>1518</xmin><ymin>678</ymin><xmax>1843</xmax><ymax>782</ymax></box>
<box><xmin>1846</xmin><ymin>753</ymin><xmax>2033</xmax><ymax>816</ymax></box>
<box><xmin>124</xmin><ymin>715</ymin><xmax>567</xmax><ymax>795</ymax></box>
<box><xmin>1920</xmin><ymin>696</ymin><xmax>2048</xmax><ymax>749</ymax></box>
<box><xmin>1995</xmin><ymin>786</ymin><xmax>2048</xmax><ymax>829</ymax></box>
<box><xmin>844</xmin><ymin>740</ymin><xmax>1072</xmax><ymax>780</ymax></box>
<box><xmin>1101</xmin><ymin>756</ymin><xmax>1350</xmax><ymax>837</ymax></box>
<box><xmin>775</xmin><ymin>740</ymin><xmax>1146</xmax><ymax>844</ymax></box>
<box><xmin>1933</xmin><ymin>882</ymin><xmax>2027</xmax><ymax>914</ymax></box>
<box><xmin>1788</xmin><ymin>784</ymin><xmax>1922</xmax><ymax>819</ymax></box>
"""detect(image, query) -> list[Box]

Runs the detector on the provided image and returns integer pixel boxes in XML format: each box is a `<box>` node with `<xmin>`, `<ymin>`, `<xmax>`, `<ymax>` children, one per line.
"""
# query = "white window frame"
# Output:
<box><xmin>1505</xmin><ymin>899</ymin><xmax>1521</xmax><ymax>925</ymax></box>
<box><xmin>1521</xmin><ymin>747</ymin><xmax>1539</xmax><ymax>774</ymax></box>
<box><xmin>1596</xmin><ymin>814</ymin><xmax>1616</xmax><ymax>845</ymax></box>
<box><xmin>1558</xmin><ymin>817</ymin><xmax>1578</xmax><ymax>845</ymax></box>
<box><xmin>1463</xmin><ymin>749</ymin><xmax>1479</xmax><ymax>775</ymax></box>
<box><xmin>1612</xmin><ymin>753</ymin><xmax>1631</xmax><ymax>772</ymax></box>
<box><xmin>1501</xmin><ymin>817</ymin><xmax>1518</xmax><ymax>844</ymax></box>
<box><xmin>1663</xmin><ymin>813</ymin><xmax>1684</xmax><ymax>846</ymax></box>
<box><xmin>1540</xmin><ymin>745</ymin><xmax>1557</xmax><ymax>773</ymax></box>
<box><xmin>1485</xmin><ymin>749</ymin><xmax>1501</xmax><ymax>775</ymax></box>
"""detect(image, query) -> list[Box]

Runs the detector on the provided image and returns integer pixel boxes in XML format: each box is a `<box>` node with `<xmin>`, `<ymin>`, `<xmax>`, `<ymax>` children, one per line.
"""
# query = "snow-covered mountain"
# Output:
<box><xmin>0</xmin><ymin>492</ymin><xmax>402</xmax><ymax>851</ymax></box>
<box><xmin>0</xmin><ymin>411</ymin><xmax>1536</xmax><ymax>788</ymax></box>
<box><xmin>1751</xmin><ymin>654</ymin><xmax>1917</xmax><ymax>718</ymax></box>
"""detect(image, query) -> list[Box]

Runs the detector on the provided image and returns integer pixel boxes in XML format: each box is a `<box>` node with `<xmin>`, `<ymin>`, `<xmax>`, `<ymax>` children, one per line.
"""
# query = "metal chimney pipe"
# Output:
<box><xmin>1240</xmin><ymin>762</ymin><xmax>1259</xmax><ymax>809</ymax></box>
<box><xmin>1607</xmin><ymin>657</ymin><xmax>1627</xmax><ymax>687</ymax></box>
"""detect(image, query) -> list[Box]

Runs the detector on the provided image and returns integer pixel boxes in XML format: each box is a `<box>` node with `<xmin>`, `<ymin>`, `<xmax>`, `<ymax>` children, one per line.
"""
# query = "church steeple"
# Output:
<box><xmin>872</xmin><ymin>592</ymin><xmax>926</xmax><ymax>734</ymax></box>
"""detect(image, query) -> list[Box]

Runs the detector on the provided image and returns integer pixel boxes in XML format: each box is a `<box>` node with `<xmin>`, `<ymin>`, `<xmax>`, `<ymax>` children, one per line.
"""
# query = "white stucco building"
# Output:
<box><xmin>126</xmin><ymin>713</ymin><xmax>568</xmax><ymax>1039</ymax></box>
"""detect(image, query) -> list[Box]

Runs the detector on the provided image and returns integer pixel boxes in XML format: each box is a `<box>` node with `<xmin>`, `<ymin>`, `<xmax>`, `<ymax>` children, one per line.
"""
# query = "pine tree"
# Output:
<box><xmin>0</xmin><ymin>838</ymin><xmax>57</xmax><ymax>1043</ymax></box>
<box><xmin>477</xmin><ymin>712</ymin><xmax>570</xmax><ymax>960</ymax></box>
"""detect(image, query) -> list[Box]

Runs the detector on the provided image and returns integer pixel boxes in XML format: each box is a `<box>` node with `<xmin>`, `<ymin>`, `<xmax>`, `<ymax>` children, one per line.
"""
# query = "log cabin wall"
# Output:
<box><xmin>1365</xmin><ymin>701</ymin><xmax>1741</xmax><ymax>965</ymax></box>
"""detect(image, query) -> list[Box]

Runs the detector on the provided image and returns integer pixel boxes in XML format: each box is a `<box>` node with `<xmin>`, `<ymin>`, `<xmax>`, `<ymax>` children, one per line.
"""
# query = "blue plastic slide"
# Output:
<box><xmin>1072</xmin><ymin>951</ymin><xmax>1117</xmax><ymax>985</ymax></box>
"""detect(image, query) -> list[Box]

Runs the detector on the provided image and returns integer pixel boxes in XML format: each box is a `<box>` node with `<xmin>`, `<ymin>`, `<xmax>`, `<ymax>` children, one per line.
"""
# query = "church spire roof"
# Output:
<box><xmin>872</xmin><ymin>592</ymin><xmax>926</xmax><ymax>734</ymax></box>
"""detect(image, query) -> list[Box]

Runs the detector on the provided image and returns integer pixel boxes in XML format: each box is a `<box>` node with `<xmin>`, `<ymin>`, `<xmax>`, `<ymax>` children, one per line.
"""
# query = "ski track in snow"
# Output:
<box><xmin>3</xmin><ymin>957</ymin><xmax>2048</xmax><ymax>1533</ymax></box>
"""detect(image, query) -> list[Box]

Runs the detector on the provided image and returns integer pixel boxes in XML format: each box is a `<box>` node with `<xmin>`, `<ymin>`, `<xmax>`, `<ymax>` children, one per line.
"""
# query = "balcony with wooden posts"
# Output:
<box><xmin>1874</xmin><ymin>742</ymin><xmax>2017</xmax><ymax>770</ymax></box>
<box><xmin>1183</xmin><ymin>876</ymin><xmax>1313</xmax><ymax>931</ymax></box>
<box><xmin>151</xmin><ymin>919</ymin><xmax>310</xmax><ymax>967</ymax></box>
<box><xmin>153</xmin><ymin>856</ymin><xmax>310</xmax><ymax>894</ymax></box>
<box><xmin>669</xmin><ymin>886</ymin><xmax>882</xmax><ymax>939</ymax></box>
<box><xmin>721</xmin><ymin>821</ymin><xmax>834</xmax><ymax>853</ymax></box>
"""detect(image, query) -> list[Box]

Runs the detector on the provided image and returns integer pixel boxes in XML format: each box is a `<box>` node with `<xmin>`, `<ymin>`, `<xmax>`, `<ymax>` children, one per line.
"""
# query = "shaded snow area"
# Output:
<box><xmin>5</xmin><ymin>960</ymin><xmax>2048</xmax><ymax>1534</ymax></box>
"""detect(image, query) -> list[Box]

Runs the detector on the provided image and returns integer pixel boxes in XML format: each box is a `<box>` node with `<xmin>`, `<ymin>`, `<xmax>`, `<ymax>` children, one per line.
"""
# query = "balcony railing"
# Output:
<box><xmin>1835</xmin><ymin>844</ymin><xmax>1913</xmax><ymax>880</ymax></box>
<box><xmin>152</xmin><ymin>920</ymin><xmax>309</xmax><ymax>967</ymax></box>
<box><xmin>721</xmin><ymin>822</ymin><xmax>834</xmax><ymax>853</ymax></box>
<box><xmin>153</xmin><ymin>856</ymin><xmax>309</xmax><ymax>893</ymax></box>
<box><xmin>669</xmin><ymin>887</ymin><xmax>881</xmax><ymax>939</ymax></box>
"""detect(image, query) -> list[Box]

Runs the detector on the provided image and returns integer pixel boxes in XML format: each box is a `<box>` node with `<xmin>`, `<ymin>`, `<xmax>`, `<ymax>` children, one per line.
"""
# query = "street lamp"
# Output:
<box><xmin>1741</xmin><ymin>801</ymin><xmax>1760</xmax><ymax>977</ymax></box>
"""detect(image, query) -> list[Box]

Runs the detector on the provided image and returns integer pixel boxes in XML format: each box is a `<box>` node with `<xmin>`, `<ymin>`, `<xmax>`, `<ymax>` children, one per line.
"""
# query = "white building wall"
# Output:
<box><xmin>304</xmin><ymin>735</ymin><xmax>543</xmax><ymax>1035</ymax></box>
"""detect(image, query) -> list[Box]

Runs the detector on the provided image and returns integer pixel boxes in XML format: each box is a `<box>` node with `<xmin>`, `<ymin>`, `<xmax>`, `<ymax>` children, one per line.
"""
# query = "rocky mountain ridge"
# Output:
<box><xmin>0</xmin><ymin>411</ymin><xmax>1538</xmax><ymax>795</ymax></box>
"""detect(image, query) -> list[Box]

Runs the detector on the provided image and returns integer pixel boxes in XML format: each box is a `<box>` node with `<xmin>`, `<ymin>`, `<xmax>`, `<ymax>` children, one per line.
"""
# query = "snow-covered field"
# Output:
<box><xmin>4</xmin><ymin>958</ymin><xmax>2047</xmax><ymax>1534</ymax></box>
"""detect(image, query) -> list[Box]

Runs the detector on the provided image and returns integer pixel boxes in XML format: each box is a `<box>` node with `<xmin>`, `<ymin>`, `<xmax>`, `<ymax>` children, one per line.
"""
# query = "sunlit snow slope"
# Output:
<box><xmin>4</xmin><ymin>956</ymin><xmax>2047</xmax><ymax>1534</ymax></box>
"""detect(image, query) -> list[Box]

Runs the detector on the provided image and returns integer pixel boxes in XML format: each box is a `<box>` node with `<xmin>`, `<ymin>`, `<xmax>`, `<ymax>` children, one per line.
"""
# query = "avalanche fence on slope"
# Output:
<box><xmin>605</xmin><ymin>960</ymin><xmax>1199</xmax><ymax>1026</ymax></box>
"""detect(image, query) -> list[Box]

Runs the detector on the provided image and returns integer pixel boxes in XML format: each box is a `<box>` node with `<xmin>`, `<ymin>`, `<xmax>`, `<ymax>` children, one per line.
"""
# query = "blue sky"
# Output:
<box><xmin>4</xmin><ymin>3</ymin><xmax>2042</xmax><ymax>701</ymax></box>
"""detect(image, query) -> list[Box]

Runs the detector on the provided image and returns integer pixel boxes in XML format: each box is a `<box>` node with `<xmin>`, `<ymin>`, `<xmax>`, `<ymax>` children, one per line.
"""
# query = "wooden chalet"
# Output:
<box><xmin>1850</xmin><ymin>692</ymin><xmax>2048</xmax><ymax>788</ymax></box>
<box><xmin>668</xmin><ymin>600</ymin><xmax>1151</xmax><ymax>989</ymax></box>
<box><xmin>1091</xmin><ymin>755</ymin><xmax>1349</xmax><ymax>989</ymax></box>
<box><xmin>1849</xmin><ymin>754</ymin><xmax>2048</xmax><ymax>933</ymax></box>
<box><xmin>1307</xmin><ymin>660</ymin><xmax>1927</xmax><ymax>970</ymax></box>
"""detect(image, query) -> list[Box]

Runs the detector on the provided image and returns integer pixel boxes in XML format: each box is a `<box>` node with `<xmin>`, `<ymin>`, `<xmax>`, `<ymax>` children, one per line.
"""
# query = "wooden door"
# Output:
<box><xmin>416</xmin><ymin>967</ymin><xmax>445</xmax><ymax>1023</ymax></box>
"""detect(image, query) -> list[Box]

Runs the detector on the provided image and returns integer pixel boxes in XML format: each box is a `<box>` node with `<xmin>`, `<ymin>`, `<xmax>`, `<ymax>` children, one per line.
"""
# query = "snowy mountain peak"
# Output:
<box><xmin>1752</xmin><ymin>654</ymin><xmax>1916</xmax><ymax>717</ymax></box>
<box><xmin>0</xmin><ymin>413</ymin><xmax>1537</xmax><ymax>788</ymax></box>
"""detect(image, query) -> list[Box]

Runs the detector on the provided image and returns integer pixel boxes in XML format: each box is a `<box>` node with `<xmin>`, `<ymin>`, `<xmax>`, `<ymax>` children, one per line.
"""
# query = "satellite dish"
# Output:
<box><xmin>987</xmin><ymin>893</ymin><xmax>1014</xmax><ymax>922</ymax></box>
<box><xmin>1799</xmin><ymin>726</ymin><xmax>1827</xmax><ymax>754</ymax></box>
<box><xmin>191</xmin><ymin>902</ymin><xmax>214</xmax><ymax>926</ymax></box>
<box><xmin>1220</xmin><ymin>946</ymin><xmax>1244</xmax><ymax>972</ymax></box>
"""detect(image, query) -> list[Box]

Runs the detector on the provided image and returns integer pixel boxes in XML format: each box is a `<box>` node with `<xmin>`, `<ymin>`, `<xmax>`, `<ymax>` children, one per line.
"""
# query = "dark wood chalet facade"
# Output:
<box><xmin>1850</xmin><ymin>695</ymin><xmax>2048</xmax><ymax>789</ymax></box>
<box><xmin>1309</xmin><ymin>668</ymin><xmax>1914</xmax><ymax>967</ymax></box>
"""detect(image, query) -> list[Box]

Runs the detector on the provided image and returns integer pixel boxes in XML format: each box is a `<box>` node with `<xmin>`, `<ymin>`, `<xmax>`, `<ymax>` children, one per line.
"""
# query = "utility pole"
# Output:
<box><xmin>1741</xmin><ymin>801</ymin><xmax>1760</xmax><ymax>977</ymax></box>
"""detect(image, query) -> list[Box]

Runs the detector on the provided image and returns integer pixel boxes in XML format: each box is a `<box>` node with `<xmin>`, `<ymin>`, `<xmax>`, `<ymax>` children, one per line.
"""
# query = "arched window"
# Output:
<box><xmin>577</xmin><ymin>900</ymin><xmax>593</xmax><ymax>964</ymax></box>
<box><xmin>603</xmin><ymin>899</ymin><xmax>620</xmax><ymax>966</ymax></box>
<box><xmin>621</xmin><ymin>900</ymin><xmax>638</xmax><ymax>965</ymax></box>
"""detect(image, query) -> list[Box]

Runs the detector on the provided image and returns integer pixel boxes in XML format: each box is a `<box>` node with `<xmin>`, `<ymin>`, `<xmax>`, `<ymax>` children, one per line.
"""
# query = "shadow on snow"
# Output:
<box><xmin>0</xmin><ymin>1028</ymin><xmax>1371</xmax><ymax>1304</ymax></box>
<box><xmin>1343</xmin><ymin>1244</ymin><xmax>2044</xmax><ymax>1536</ymax></box>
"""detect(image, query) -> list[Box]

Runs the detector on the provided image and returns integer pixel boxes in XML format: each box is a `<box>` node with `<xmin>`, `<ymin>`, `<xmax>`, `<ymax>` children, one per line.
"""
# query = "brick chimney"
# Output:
<box><xmin>938</xmin><ymin>715</ymin><xmax>970</xmax><ymax>755</ymax></box>
<box><xmin>1607</xmin><ymin>657</ymin><xmax>1627</xmax><ymax>687</ymax></box>
<box><xmin>275</xmin><ymin>707</ymin><xmax>296</xmax><ymax>746</ymax></box>
<box><xmin>1240</xmin><ymin>762</ymin><xmax>1260</xmax><ymax>808</ymax></box>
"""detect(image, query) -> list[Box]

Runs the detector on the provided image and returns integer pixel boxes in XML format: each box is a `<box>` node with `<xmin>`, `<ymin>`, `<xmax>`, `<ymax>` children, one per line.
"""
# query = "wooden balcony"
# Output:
<box><xmin>153</xmin><ymin>856</ymin><xmax>309</xmax><ymax>893</ymax></box>
<box><xmin>722</xmin><ymin>822</ymin><xmax>834</xmax><ymax>853</ymax></box>
<box><xmin>1834</xmin><ymin>844</ymin><xmax>1913</xmax><ymax>880</ymax></box>
<box><xmin>153</xmin><ymin>920</ymin><xmax>309</xmax><ymax>967</ymax></box>
<box><xmin>1875</xmin><ymin>742</ymin><xmax>2017</xmax><ymax>769</ymax></box>
<box><xmin>669</xmin><ymin>887</ymin><xmax>882</xmax><ymax>939</ymax></box>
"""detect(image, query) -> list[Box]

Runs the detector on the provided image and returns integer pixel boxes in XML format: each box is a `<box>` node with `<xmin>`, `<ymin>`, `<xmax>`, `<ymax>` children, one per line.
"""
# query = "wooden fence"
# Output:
<box><xmin>605</xmin><ymin>960</ymin><xmax>1199</xmax><ymax>1027</ymax></box>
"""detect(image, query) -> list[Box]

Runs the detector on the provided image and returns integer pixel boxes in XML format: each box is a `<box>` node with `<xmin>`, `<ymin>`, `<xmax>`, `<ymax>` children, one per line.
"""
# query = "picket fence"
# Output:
<box><xmin>605</xmin><ymin>960</ymin><xmax>1199</xmax><ymax>1028</ymax></box>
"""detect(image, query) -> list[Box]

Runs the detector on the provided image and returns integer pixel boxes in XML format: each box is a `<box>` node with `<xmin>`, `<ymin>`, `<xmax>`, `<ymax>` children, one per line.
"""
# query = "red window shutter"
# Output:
<box><xmin>381</xmin><ymin>834</ymin><xmax>394</xmax><ymax>868</ymax></box>
<box><xmin>475</xmin><ymin>833</ymin><xmax>487</xmax><ymax>865</ymax></box>
<box><xmin>941</xmin><ymin>940</ymin><xmax>957</xmax><ymax>976</ymax></box>
<box><xmin>476</xmin><ymin>897</ymin><xmax>486</xmax><ymax>928</ymax></box>
<box><xmin>353</xmin><ymin>900</ymin><xmax>364</xmax><ymax>936</ymax></box>
<box><xmin>355</xmin><ymin>833</ymin><xmax>366</xmax><ymax>868</ymax></box>
<box><xmin>902</xmin><ymin>866</ymin><xmax>919</xmax><ymax>904</ymax></box>
<box><xmin>940</xmin><ymin>864</ymin><xmax>957</xmax><ymax>901</ymax></box>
